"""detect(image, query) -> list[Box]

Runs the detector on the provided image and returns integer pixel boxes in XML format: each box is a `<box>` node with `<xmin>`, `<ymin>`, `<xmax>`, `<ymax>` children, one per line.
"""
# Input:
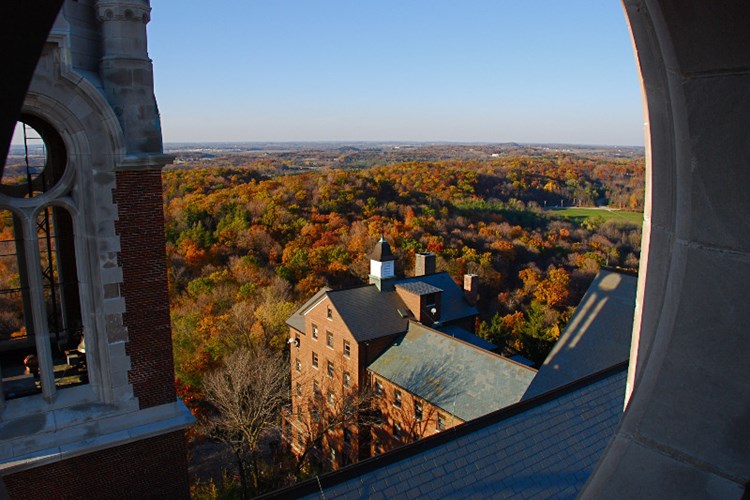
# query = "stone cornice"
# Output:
<box><xmin>115</xmin><ymin>153</ymin><xmax>174</xmax><ymax>172</ymax></box>
<box><xmin>96</xmin><ymin>1</ymin><xmax>151</xmax><ymax>24</ymax></box>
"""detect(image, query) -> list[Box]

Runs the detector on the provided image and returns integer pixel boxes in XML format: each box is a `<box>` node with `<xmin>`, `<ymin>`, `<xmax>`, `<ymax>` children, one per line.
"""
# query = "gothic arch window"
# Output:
<box><xmin>0</xmin><ymin>118</ymin><xmax>86</xmax><ymax>403</ymax></box>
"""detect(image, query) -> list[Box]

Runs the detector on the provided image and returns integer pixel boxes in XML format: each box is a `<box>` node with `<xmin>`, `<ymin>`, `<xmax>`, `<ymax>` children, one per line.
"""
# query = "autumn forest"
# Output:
<box><xmin>164</xmin><ymin>146</ymin><xmax>644</xmax><ymax>409</ymax></box>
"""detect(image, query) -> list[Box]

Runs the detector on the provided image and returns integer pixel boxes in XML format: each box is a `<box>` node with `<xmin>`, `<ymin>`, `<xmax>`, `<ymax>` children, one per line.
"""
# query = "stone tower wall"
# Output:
<box><xmin>0</xmin><ymin>1</ymin><xmax>191</xmax><ymax>497</ymax></box>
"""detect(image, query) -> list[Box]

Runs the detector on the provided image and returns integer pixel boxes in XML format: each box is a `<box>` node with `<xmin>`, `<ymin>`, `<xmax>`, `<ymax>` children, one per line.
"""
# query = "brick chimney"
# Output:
<box><xmin>464</xmin><ymin>274</ymin><xmax>479</xmax><ymax>305</ymax></box>
<box><xmin>415</xmin><ymin>252</ymin><xmax>436</xmax><ymax>276</ymax></box>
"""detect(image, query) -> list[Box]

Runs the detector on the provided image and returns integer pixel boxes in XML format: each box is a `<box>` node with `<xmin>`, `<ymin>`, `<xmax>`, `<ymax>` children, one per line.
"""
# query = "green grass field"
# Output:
<box><xmin>546</xmin><ymin>207</ymin><xmax>643</xmax><ymax>226</ymax></box>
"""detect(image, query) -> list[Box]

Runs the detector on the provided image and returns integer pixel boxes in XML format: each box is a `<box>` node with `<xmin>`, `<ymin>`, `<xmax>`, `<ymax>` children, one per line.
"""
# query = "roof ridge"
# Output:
<box><xmin>326</xmin><ymin>283</ymin><xmax>376</xmax><ymax>294</ymax></box>
<box><xmin>406</xmin><ymin>321</ymin><xmax>537</xmax><ymax>370</ymax></box>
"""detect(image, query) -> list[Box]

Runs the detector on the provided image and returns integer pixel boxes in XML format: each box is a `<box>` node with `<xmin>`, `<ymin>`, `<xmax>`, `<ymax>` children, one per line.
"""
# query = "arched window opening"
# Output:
<box><xmin>0</xmin><ymin>116</ymin><xmax>86</xmax><ymax>402</ymax></box>
<box><xmin>1</xmin><ymin>117</ymin><xmax>66</xmax><ymax>199</ymax></box>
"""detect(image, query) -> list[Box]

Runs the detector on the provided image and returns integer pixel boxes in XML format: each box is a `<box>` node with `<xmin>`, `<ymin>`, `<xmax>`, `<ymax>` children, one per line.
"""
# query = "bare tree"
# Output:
<box><xmin>288</xmin><ymin>353</ymin><xmax>379</xmax><ymax>476</ymax></box>
<box><xmin>202</xmin><ymin>345</ymin><xmax>290</xmax><ymax>498</ymax></box>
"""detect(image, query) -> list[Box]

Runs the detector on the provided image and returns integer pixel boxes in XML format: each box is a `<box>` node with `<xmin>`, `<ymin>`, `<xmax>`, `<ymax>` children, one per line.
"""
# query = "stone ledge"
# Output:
<box><xmin>114</xmin><ymin>154</ymin><xmax>174</xmax><ymax>172</ymax></box>
<box><xmin>0</xmin><ymin>400</ymin><xmax>193</xmax><ymax>475</ymax></box>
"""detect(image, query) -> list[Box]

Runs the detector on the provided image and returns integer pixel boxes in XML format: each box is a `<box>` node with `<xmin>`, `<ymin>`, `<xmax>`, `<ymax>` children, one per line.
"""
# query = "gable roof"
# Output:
<box><xmin>286</xmin><ymin>272</ymin><xmax>477</xmax><ymax>343</ymax></box>
<box><xmin>261</xmin><ymin>363</ymin><xmax>627</xmax><ymax>500</ymax></box>
<box><xmin>286</xmin><ymin>287</ymin><xmax>330</xmax><ymax>333</ymax></box>
<box><xmin>326</xmin><ymin>285</ymin><xmax>411</xmax><ymax>342</ymax></box>
<box><xmin>369</xmin><ymin>322</ymin><xmax>536</xmax><ymax>421</ymax></box>
<box><xmin>522</xmin><ymin>269</ymin><xmax>637</xmax><ymax>400</ymax></box>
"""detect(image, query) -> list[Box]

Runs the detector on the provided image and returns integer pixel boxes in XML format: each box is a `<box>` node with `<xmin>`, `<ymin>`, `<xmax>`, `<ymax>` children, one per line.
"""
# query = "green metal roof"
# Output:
<box><xmin>369</xmin><ymin>322</ymin><xmax>536</xmax><ymax>421</ymax></box>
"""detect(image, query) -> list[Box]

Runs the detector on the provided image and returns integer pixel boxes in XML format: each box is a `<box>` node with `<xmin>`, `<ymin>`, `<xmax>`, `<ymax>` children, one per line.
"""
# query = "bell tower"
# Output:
<box><xmin>0</xmin><ymin>1</ymin><xmax>192</xmax><ymax>498</ymax></box>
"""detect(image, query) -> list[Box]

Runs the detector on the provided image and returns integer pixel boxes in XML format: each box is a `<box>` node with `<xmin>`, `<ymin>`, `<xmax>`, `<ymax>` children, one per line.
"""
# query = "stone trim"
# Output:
<box><xmin>96</xmin><ymin>2</ymin><xmax>151</xmax><ymax>24</ymax></box>
<box><xmin>0</xmin><ymin>400</ymin><xmax>193</xmax><ymax>475</ymax></box>
<box><xmin>114</xmin><ymin>153</ymin><xmax>174</xmax><ymax>172</ymax></box>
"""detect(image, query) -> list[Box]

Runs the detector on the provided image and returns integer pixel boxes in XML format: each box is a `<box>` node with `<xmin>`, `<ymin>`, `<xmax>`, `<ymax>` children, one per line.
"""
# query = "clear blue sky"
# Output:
<box><xmin>20</xmin><ymin>1</ymin><xmax>645</xmax><ymax>146</ymax></box>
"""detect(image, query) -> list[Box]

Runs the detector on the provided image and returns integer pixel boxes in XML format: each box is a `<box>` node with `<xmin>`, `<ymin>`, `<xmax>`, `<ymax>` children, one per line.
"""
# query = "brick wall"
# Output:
<box><xmin>370</xmin><ymin>373</ymin><xmax>463</xmax><ymax>455</ymax></box>
<box><xmin>289</xmin><ymin>296</ymin><xmax>402</xmax><ymax>469</ymax></box>
<box><xmin>114</xmin><ymin>169</ymin><xmax>176</xmax><ymax>409</ymax></box>
<box><xmin>3</xmin><ymin>431</ymin><xmax>189</xmax><ymax>500</ymax></box>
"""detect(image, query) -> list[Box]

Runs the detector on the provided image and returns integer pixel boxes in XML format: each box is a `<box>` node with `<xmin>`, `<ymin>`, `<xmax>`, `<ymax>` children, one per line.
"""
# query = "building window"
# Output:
<box><xmin>344</xmin><ymin>427</ymin><xmax>352</xmax><ymax>445</ymax></box>
<box><xmin>313</xmin><ymin>379</ymin><xmax>321</xmax><ymax>400</ymax></box>
<box><xmin>437</xmin><ymin>412</ymin><xmax>446</xmax><ymax>431</ymax></box>
<box><xmin>297</xmin><ymin>405</ymin><xmax>303</xmax><ymax>422</ymax></box>
<box><xmin>343</xmin><ymin>340</ymin><xmax>351</xmax><ymax>358</ymax></box>
<box><xmin>375</xmin><ymin>379</ymin><xmax>384</xmax><ymax>397</ymax></box>
<box><xmin>327</xmin><ymin>360</ymin><xmax>334</xmax><ymax>378</ymax></box>
<box><xmin>394</xmin><ymin>422</ymin><xmax>402</xmax><ymax>440</ymax></box>
<box><xmin>393</xmin><ymin>389</ymin><xmax>402</xmax><ymax>408</ymax></box>
<box><xmin>296</xmin><ymin>382</ymin><xmax>302</xmax><ymax>396</ymax></box>
<box><xmin>326</xmin><ymin>331</ymin><xmax>334</xmax><ymax>348</ymax></box>
<box><xmin>327</xmin><ymin>390</ymin><xmax>335</xmax><ymax>406</ymax></box>
<box><xmin>297</xmin><ymin>430</ymin><xmax>305</xmax><ymax>448</ymax></box>
<box><xmin>343</xmin><ymin>371</ymin><xmax>351</xmax><ymax>388</ymax></box>
<box><xmin>327</xmin><ymin>306</ymin><xmax>332</xmax><ymax>320</ymax></box>
<box><xmin>312</xmin><ymin>352</ymin><xmax>319</xmax><ymax>368</ymax></box>
<box><xmin>295</xmin><ymin>358</ymin><xmax>301</xmax><ymax>372</ymax></box>
<box><xmin>312</xmin><ymin>324</ymin><xmax>318</xmax><ymax>339</ymax></box>
<box><xmin>294</xmin><ymin>333</ymin><xmax>300</xmax><ymax>349</ymax></box>
<box><xmin>415</xmin><ymin>400</ymin><xmax>423</xmax><ymax>422</ymax></box>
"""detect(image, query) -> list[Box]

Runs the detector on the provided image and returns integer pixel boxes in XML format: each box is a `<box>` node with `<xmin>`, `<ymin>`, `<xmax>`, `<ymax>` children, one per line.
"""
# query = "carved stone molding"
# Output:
<box><xmin>96</xmin><ymin>2</ymin><xmax>151</xmax><ymax>24</ymax></box>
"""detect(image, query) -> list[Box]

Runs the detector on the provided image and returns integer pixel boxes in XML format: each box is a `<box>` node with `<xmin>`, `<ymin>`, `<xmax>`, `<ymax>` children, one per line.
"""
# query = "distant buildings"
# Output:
<box><xmin>284</xmin><ymin>239</ymin><xmax>536</xmax><ymax>469</ymax></box>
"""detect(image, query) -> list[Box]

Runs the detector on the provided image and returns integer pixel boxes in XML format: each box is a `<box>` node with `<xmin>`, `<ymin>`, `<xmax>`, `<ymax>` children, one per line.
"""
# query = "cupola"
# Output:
<box><xmin>369</xmin><ymin>237</ymin><xmax>395</xmax><ymax>290</ymax></box>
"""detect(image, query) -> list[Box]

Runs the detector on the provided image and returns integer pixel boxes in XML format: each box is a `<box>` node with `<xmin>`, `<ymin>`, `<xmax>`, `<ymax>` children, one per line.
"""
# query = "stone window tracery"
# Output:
<box><xmin>0</xmin><ymin>118</ymin><xmax>87</xmax><ymax>404</ymax></box>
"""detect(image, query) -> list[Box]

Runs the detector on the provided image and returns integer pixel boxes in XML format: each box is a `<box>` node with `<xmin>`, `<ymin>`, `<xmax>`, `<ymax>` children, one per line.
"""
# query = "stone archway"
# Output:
<box><xmin>583</xmin><ymin>1</ymin><xmax>750</xmax><ymax>497</ymax></box>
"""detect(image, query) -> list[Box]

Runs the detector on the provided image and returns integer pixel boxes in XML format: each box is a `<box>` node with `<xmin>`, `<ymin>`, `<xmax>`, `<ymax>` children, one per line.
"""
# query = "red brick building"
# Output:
<box><xmin>369</xmin><ymin>321</ymin><xmax>536</xmax><ymax>454</ymax></box>
<box><xmin>285</xmin><ymin>239</ymin><xmax>533</xmax><ymax>469</ymax></box>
